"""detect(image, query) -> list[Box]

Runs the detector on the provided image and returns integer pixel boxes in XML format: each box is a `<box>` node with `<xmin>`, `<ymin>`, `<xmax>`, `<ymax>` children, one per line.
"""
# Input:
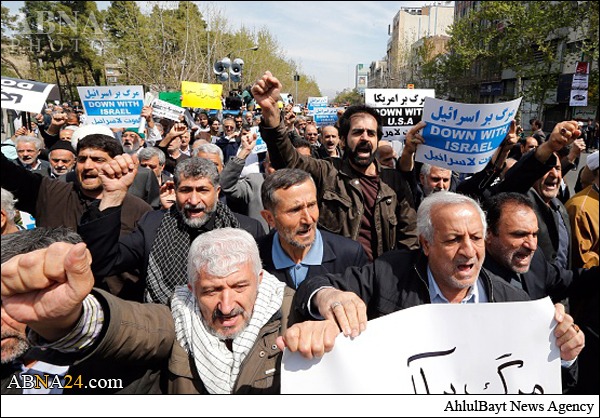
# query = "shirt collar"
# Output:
<box><xmin>427</xmin><ymin>266</ymin><xmax>486</xmax><ymax>304</ymax></box>
<box><xmin>272</xmin><ymin>229</ymin><xmax>323</xmax><ymax>269</ymax></box>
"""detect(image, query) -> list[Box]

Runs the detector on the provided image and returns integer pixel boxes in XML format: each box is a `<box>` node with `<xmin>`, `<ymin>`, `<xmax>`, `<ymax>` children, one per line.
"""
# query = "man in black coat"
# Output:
<box><xmin>482</xmin><ymin>192</ymin><xmax>597</xmax><ymax>302</ymax></box>
<box><xmin>257</xmin><ymin>168</ymin><xmax>368</xmax><ymax>289</ymax></box>
<box><xmin>290</xmin><ymin>191</ymin><xmax>584</xmax><ymax>371</ymax></box>
<box><xmin>78</xmin><ymin>156</ymin><xmax>264</xmax><ymax>305</ymax></box>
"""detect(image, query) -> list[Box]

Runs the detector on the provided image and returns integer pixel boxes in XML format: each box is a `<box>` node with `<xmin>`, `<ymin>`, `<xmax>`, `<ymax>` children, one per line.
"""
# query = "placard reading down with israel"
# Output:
<box><xmin>78</xmin><ymin>85</ymin><xmax>144</xmax><ymax>128</ymax></box>
<box><xmin>416</xmin><ymin>97</ymin><xmax>522</xmax><ymax>174</ymax></box>
<box><xmin>281</xmin><ymin>297</ymin><xmax>561</xmax><ymax>394</ymax></box>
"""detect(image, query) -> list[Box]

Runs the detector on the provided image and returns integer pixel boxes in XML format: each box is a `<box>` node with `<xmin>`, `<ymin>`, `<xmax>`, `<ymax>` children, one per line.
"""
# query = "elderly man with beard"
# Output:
<box><xmin>120</xmin><ymin>127</ymin><xmax>145</xmax><ymax>155</ymax></box>
<box><xmin>1</xmin><ymin>228</ymin><xmax>343</xmax><ymax>394</ymax></box>
<box><xmin>253</xmin><ymin>71</ymin><xmax>418</xmax><ymax>261</ymax></box>
<box><xmin>47</xmin><ymin>141</ymin><xmax>76</xmax><ymax>179</ymax></box>
<box><xmin>257</xmin><ymin>168</ymin><xmax>368</xmax><ymax>289</ymax></box>
<box><xmin>78</xmin><ymin>156</ymin><xmax>264</xmax><ymax>305</ymax></box>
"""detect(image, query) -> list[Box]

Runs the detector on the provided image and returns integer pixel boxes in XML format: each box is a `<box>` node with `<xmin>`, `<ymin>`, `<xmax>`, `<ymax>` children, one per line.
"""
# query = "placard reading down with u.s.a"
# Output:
<box><xmin>416</xmin><ymin>97</ymin><xmax>522</xmax><ymax>174</ymax></box>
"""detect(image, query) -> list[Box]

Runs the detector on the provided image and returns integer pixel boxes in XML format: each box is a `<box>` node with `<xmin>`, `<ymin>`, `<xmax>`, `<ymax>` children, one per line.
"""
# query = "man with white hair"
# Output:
<box><xmin>1</xmin><ymin>228</ymin><xmax>342</xmax><ymax>393</ymax></box>
<box><xmin>13</xmin><ymin>136</ymin><xmax>51</xmax><ymax>177</ymax></box>
<box><xmin>1</xmin><ymin>188</ymin><xmax>22</xmax><ymax>235</ymax></box>
<box><xmin>293</xmin><ymin>191</ymin><xmax>585</xmax><ymax>377</ymax></box>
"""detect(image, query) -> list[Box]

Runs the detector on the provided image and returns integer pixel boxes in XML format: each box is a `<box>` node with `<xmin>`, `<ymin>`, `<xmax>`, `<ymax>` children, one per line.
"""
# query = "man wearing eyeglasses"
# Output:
<box><xmin>252</xmin><ymin>71</ymin><xmax>418</xmax><ymax>261</ymax></box>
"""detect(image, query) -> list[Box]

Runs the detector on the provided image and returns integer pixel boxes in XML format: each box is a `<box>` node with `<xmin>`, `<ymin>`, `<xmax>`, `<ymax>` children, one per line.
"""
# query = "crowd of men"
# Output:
<box><xmin>1</xmin><ymin>70</ymin><xmax>598</xmax><ymax>395</ymax></box>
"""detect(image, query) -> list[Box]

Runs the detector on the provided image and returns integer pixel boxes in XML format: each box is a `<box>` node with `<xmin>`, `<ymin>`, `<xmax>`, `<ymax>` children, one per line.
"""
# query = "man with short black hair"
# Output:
<box><xmin>253</xmin><ymin>71</ymin><xmax>418</xmax><ymax>261</ymax></box>
<box><xmin>258</xmin><ymin>168</ymin><xmax>368</xmax><ymax>289</ymax></box>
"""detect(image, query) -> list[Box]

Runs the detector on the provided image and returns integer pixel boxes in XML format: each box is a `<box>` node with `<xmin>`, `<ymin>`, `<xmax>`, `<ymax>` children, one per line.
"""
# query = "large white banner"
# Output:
<box><xmin>416</xmin><ymin>97</ymin><xmax>522</xmax><ymax>174</ymax></box>
<box><xmin>282</xmin><ymin>297</ymin><xmax>561</xmax><ymax>394</ymax></box>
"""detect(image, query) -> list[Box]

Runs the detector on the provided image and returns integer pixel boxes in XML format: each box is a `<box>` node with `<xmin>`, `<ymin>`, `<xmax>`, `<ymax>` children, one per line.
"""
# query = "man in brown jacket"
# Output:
<box><xmin>1</xmin><ymin>228</ymin><xmax>342</xmax><ymax>394</ymax></box>
<box><xmin>253</xmin><ymin>71</ymin><xmax>418</xmax><ymax>261</ymax></box>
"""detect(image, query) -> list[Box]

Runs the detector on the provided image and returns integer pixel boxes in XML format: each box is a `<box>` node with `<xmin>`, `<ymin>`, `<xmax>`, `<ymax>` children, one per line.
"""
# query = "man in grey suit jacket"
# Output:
<box><xmin>257</xmin><ymin>168</ymin><xmax>368</xmax><ymax>289</ymax></box>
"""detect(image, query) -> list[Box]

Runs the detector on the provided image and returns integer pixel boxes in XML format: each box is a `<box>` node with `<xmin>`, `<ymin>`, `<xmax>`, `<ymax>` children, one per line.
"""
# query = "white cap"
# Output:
<box><xmin>71</xmin><ymin>125</ymin><xmax>115</xmax><ymax>151</ymax></box>
<box><xmin>586</xmin><ymin>150</ymin><xmax>599</xmax><ymax>171</ymax></box>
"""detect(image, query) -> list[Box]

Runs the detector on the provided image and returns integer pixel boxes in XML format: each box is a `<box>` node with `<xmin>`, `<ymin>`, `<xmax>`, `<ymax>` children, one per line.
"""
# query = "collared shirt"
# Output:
<box><xmin>427</xmin><ymin>266</ymin><xmax>488</xmax><ymax>304</ymax></box>
<box><xmin>21</xmin><ymin>361</ymin><xmax>70</xmax><ymax>394</ymax></box>
<box><xmin>272</xmin><ymin>229</ymin><xmax>324</xmax><ymax>289</ymax></box>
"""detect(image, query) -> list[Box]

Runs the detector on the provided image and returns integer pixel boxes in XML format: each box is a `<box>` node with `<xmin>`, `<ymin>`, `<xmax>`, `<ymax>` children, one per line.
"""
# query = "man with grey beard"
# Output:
<box><xmin>120</xmin><ymin>127</ymin><xmax>144</xmax><ymax>155</ymax></box>
<box><xmin>78</xmin><ymin>156</ymin><xmax>263</xmax><ymax>305</ymax></box>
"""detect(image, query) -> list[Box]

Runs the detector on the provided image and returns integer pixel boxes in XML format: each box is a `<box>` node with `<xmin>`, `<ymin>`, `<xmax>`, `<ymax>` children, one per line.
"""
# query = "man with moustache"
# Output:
<box><xmin>258</xmin><ymin>169</ymin><xmax>368</xmax><ymax>289</ymax></box>
<box><xmin>319</xmin><ymin>125</ymin><xmax>343</xmax><ymax>159</ymax></box>
<box><xmin>528</xmin><ymin>153</ymin><xmax>572</xmax><ymax>269</ymax></box>
<box><xmin>78</xmin><ymin>156</ymin><xmax>262</xmax><ymax>305</ymax></box>
<box><xmin>0</xmin><ymin>134</ymin><xmax>151</xmax><ymax>232</ymax></box>
<box><xmin>253</xmin><ymin>71</ymin><xmax>418</xmax><ymax>261</ymax></box>
<box><xmin>120</xmin><ymin>127</ymin><xmax>145</xmax><ymax>155</ymax></box>
<box><xmin>482</xmin><ymin>192</ymin><xmax>597</xmax><ymax>393</ymax></box>
<box><xmin>482</xmin><ymin>192</ymin><xmax>596</xmax><ymax>303</ymax></box>
<box><xmin>47</xmin><ymin>141</ymin><xmax>76</xmax><ymax>179</ymax></box>
<box><xmin>292</xmin><ymin>191</ymin><xmax>585</xmax><ymax>390</ymax></box>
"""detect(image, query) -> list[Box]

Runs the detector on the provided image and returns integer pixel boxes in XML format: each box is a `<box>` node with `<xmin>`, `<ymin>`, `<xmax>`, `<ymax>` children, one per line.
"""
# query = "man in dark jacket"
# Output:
<box><xmin>292</xmin><ymin>191</ymin><xmax>584</xmax><ymax>368</ymax></box>
<box><xmin>258</xmin><ymin>168</ymin><xmax>368</xmax><ymax>289</ymax></box>
<box><xmin>1</xmin><ymin>134</ymin><xmax>152</xmax><ymax>300</ymax></box>
<box><xmin>78</xmin><ymin>156</ymin><xmax>263</xmax><ymax>305</ymax></box>
<box><xmin>482</xmin><ymin>192</ymin><xmax>597</xmax><ymax>302</ymax></box>
<box><xmin>252</xmin><ymin>71</ymin><xmax>418</xmax><ymax>261</ymax></box>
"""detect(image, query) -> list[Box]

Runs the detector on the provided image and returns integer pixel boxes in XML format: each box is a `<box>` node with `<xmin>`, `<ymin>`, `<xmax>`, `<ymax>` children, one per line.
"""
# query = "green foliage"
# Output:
<box><xmin>6</xmin><ymin>1</ymin><xmax>319</xmax><ymax>104</ymax></box>
<box><xmin>333</xmin><ymin>89</ymin><xmax>364</xmax><ymax>106</ymax></box>
<box><xmin>426</xmin><ymin>1</ymin><xmax>598</xmax><ymax>112</ymax></box>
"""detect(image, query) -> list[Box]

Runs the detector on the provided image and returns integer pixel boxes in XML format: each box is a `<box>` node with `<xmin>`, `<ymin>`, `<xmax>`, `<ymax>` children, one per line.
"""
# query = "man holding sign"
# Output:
<box><xmin>290</xmin><ymin>191</ymin><xmax>584</xmax><ymax>392</ymax></box>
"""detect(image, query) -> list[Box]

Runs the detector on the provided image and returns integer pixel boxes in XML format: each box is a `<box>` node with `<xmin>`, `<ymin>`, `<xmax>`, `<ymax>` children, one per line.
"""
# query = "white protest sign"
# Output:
<box><xmin>416</xmin><ymin>97</ymin><xmax>522</xmax><ymax>174</ymax></box>
<box><xmin>365</xmin><ymin>88</ymin><xmax>435</xmax><ymax>142</ymax></box>
<box><xmin>1</xmin><ymin>76</ymin><xmax>58</xmax><ymax>113</ymax></box>
<box><xmin>151</xmin><ymin>98</ymin><xmax>185</xmax><ymax>122</ymax></box>
<box><xmin>282</xmin><ymin>297</ymin><xmax>561</xmax><ymax>394</ymax></box>
<box><xmin>78</xmin><ymin>85</ymin><xmax>144</xmax><ymax>128</ymax></box>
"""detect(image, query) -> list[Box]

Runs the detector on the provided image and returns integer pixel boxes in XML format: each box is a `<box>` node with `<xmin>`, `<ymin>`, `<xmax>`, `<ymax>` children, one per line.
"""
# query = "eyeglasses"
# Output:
<box><xmin>225</xmin><ymin>125</ymin><xmax>235</xmax><ymax>130</ymax></box>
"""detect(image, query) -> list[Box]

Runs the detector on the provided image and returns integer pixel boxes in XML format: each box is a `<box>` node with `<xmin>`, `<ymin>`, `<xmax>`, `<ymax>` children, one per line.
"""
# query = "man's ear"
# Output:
<box><xmin>1</xmin><ymin>209</ymin><xmax>7</xmax><ymax>230</ymax></box>
<box><xmin>420</xmin><ymin>235</ymin><xmax>430</xmax><ymax>256</ymax></box>
<box><xmin>260</xmin><ymin>210</ymin><xmax>276</xmax><ymax>228</ymax></box>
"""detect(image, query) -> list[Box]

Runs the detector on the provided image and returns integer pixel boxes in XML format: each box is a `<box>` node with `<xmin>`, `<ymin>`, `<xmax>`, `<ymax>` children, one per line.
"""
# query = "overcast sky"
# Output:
<box><xmin>5</xmin><ymin>1</ymin><xmax>445</xmax><ymax>98</ymax></box>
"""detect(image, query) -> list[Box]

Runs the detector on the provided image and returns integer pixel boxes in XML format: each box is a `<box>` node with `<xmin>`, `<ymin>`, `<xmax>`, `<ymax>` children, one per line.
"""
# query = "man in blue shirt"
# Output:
<box><xmin>257</xmin><ymin>168</ymin><xmax>368</xmax><ymax>289</ymax></box>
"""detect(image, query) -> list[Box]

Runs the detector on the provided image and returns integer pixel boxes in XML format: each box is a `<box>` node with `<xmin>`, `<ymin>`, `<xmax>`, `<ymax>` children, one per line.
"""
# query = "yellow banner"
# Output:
<box><xmin>181</xmin><ymin>81</ymin><xmax>223</xmax><ymax>109</ymax></box>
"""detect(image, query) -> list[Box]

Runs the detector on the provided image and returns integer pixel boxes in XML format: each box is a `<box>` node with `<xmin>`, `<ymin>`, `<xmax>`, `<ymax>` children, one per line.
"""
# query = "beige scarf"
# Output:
<box><xmin>171</xmin><ymin>271</ymin><xmax>284</xmax><ymax>394</ymax></box>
